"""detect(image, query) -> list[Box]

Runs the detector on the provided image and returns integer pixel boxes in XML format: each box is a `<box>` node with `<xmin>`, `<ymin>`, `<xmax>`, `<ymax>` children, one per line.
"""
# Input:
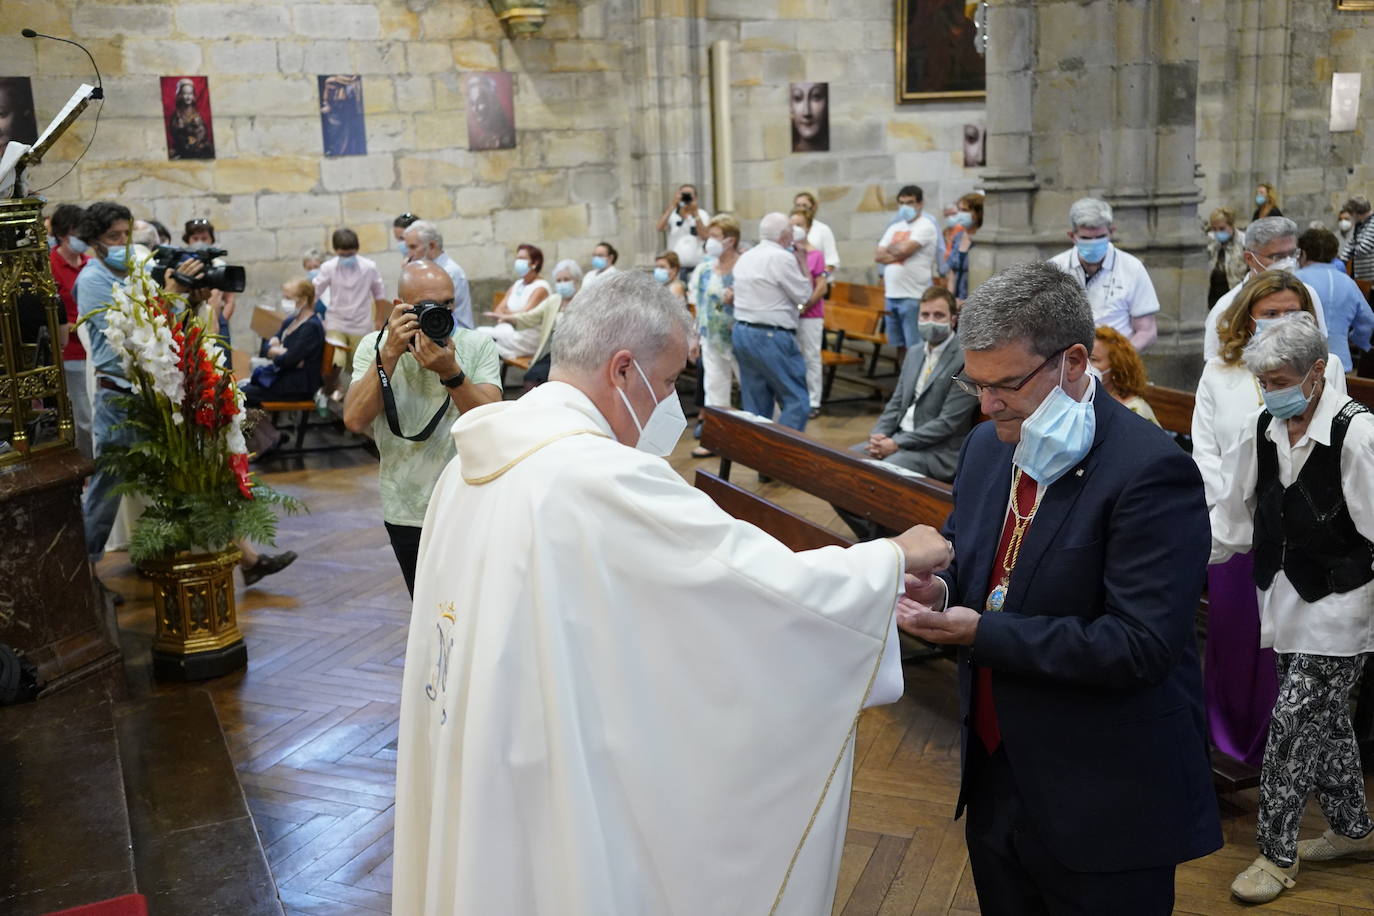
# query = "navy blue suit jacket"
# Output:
<box><xmin>942</xmin><ymin>389</ymin><xmax>1222</xmax><ymax>873</ymax></box>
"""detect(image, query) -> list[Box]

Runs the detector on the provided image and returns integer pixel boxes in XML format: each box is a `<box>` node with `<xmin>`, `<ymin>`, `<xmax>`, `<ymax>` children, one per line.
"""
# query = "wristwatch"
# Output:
<box><xmin>441</xmin><ymin>370</ymin><xmax>466</xmax><ymax>389</ymax></box>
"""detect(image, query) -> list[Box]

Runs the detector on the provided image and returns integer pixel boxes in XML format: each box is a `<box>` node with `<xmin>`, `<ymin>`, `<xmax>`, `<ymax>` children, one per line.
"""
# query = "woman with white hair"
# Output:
<box><xmin>493</xmin><ymin>258</ymin><xmax>580</xmax><ymax>385</ymax></box>
<box><xmin>1211</xmin><ymin>313</ymin><xmax>1374</xmax><ymax>903</ymax></box>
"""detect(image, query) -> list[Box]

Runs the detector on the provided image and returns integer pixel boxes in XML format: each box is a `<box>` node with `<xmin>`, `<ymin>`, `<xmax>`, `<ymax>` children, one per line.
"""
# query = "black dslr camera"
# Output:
<box><xmin>407</xmin><ymin>300</ymin><xmax>455</xmax><ymax>341</ymax></box>
<box><xmin>150</xmin><ymin>245</ymin><xmax>246</xmax><ymax>293</ymax></box>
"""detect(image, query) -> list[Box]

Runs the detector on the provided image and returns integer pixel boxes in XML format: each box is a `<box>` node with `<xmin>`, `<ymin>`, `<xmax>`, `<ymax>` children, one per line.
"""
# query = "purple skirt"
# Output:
<box><xmin>1204</xmin><ymin>552</ymin><xmax>1279</xmax><ymax>768</ymax></box>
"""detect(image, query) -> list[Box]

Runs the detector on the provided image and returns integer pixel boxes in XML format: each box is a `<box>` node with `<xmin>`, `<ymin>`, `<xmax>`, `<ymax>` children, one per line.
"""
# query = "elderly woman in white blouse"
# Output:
<box><xmin>1192</xmin><ymin>270</ymin><xmax>1346</xmax><ymax>773</ymax></box>
<box><xmin>1210</xmin><ymin>314</ymin><xmax>1374</xmax><ymax>904</ymax></box>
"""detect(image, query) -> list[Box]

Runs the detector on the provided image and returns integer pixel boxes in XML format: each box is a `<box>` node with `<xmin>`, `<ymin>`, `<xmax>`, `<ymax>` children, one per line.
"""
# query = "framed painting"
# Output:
<box><xmin>896</xmin><ymin>0</ymin><xmax>985</xmax><ymax>102</ymax></box>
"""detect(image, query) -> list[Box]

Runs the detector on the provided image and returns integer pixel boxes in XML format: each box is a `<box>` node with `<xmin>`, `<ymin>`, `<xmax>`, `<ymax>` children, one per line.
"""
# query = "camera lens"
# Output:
<box><xmin>416</xmin><ymin>303</ymin><xmax>454</xmax><ymax>341</ymax></box>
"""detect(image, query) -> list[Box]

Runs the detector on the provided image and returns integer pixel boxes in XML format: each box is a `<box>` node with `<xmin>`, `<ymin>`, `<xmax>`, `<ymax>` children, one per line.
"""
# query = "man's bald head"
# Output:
<box><xmin>399</xmin><ymin>259</ymin><xmax>455</xmax><ymax>304</ymax></box>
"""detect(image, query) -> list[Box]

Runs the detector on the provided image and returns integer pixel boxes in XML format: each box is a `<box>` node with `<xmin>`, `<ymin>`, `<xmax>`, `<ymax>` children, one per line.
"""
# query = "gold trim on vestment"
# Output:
<box><xmin>461</xmin><ymin>428</ymin><xmax>609</xmax><ymax>484</ymax></box>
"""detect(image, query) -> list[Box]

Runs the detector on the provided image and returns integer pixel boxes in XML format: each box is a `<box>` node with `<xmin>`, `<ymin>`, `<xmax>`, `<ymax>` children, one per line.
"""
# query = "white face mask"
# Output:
<box><xmin>615</xmin><ymin>359</ymin><xmax>687</xmax><ymax>457</ymax></box>
<box><xmin>792</xmin><ymin>225</ymin><xmax>806</xmax><ymax>242</ymax></box>
<box><xmin>704</xmin><ymin>237</ymin><xmax>724</xmax><ymax>258</ymax></box>
<box><xmin>1266</xmin><ymin>256</ymin><xmax>1299</xmax><ymax>274</ymax></box>
<box><xmin>281</xmin><ymin>297</ymin><xmax>297</xmax><ymax>312</ymax></box>
<box><xmin>1339</xmin><ymin>218</ymin><xmax>1354</xmax><ymax>234</ymax></box>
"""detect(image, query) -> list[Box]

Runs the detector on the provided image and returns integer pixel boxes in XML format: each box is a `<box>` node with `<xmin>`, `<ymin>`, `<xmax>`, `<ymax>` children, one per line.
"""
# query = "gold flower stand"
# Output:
<box><xmin>142</xmin><ymin>548</ymin><xmax>247</xmax><ymax>681</ymax></box>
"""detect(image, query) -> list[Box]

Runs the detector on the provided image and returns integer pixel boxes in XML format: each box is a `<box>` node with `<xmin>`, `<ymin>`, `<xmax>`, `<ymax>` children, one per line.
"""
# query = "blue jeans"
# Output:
<box><xmin>84</xmin><ymin>385</ymin><xmax>137</xmax><ymax>563</ymax></box>
<box><xmin>730</xmin><ymin>323</ymin><xmax>809</xmax><ymax>431</ymax></box>
<box><xmin>885</xmin><ymin>296</ymin><xmax>921</xmax><ymax>348</ymax></box>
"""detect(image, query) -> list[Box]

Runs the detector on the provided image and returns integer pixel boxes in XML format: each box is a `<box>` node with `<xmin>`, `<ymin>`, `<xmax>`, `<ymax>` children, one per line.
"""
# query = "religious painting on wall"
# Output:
<box><xmin>0</xmin><ymin>77</ymin><xmax>39</xmax><ymax>151</ymax></box>
<box><xmin>790</xmin><ymin>82</ymin><xmax>829</xmax><ymax>152</ymax></box>
<box><xmin>896</xmin><ymin>0</ymin><xmax>985</xmax><ymax>102</ymax></box>
<box><xmin>318</xmin><ymin>74</ymin><xmax>366</xmax><ymax>157</ymax></box>
<box><xmin>962</xmin><ymin>123</ymin><xmax>986</xmax><ymax>167</ymax></box>
<box><xmin>463</xmin><ymin>72</ymin><xmax>516</xmax><ymax>151</ymax></box>
<box><xmin>160</xmin><ymin>76</ymin><xmax>215</xmax><ymax>160</ymax></box>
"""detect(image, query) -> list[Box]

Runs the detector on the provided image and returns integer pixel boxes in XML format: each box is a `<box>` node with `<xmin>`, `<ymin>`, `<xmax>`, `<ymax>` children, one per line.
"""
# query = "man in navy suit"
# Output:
<box><xmin>898</xmin><ymin>262</ymin><xmax>1222</xmax><ymax>914</ymax></box>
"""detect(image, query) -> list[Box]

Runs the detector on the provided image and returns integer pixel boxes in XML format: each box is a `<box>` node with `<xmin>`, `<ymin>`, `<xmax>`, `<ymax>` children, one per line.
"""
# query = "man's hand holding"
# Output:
<box><xmin>890</xmin><ymin>524</ymin><xmax>953</xmax><ymax>575</ymax></box>
<box><xmin>897</xmin><ymin>602</ymin><xmax>979</xmax><ymax>646</ymax></box>
<box><xmin>411</xmin><ymin>333</ymin><xmax>461</xmax><ymax>378</ymax></box>
<box><xmin>382</xmin><ymin>301</ymin><xmax>417</xmax><ymax>363</ymax></box>
<box><xmin>165</xmin><ymin>257</ymin><xmax>204</xmax><ymax>294</ymax></box>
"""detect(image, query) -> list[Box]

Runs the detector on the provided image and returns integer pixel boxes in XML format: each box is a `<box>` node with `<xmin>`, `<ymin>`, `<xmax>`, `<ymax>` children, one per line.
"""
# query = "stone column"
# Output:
<box><xmin>972</xmin><ymin>0</ymin><xmax>1209</xmax><ymax>387</ymax></box>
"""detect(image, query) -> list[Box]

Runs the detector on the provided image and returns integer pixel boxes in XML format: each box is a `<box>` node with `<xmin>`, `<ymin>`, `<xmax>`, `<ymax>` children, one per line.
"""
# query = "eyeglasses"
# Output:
<box><xmin>952</xmin><ymin>348</ymin><xmax>1066</xmax><ymax>398</ymax></box>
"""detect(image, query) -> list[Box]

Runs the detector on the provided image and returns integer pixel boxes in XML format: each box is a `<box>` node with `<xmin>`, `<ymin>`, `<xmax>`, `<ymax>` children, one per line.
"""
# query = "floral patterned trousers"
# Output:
<box><xmin>1258</xmin><ymin>653</ymin><xmax>1374</xmax><ymax>867</ymax></box>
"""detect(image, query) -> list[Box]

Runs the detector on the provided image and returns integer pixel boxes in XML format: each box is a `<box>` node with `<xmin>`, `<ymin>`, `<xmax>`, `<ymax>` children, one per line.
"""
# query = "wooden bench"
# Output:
<box><xmin>694</xmin><ymin>470</ymin><xmax>849</xmax><ymax>551</ymax></box>
<box><xmin>258</xmin><ymin>341</ymin><xmax>339</xmax><ymax>454</ymax></box>
<box><xmin>820</xmin><ymin>305</ymin><xmax>877</xmax><ymax>404</ymax></box>
<box><xmin>829</xmin><ymin>281</ymin><xmax>892</xmax><ymax>376</ymax></box>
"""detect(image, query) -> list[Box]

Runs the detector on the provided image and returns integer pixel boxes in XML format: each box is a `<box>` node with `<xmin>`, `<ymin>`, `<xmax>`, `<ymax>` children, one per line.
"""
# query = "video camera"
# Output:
<box><xmin>406</xmin><ymin>300</ymin><xmax>455</xmax><ymax>341</ymax></box>
<box><xmin>150</xmin><ymin>245</ymin><xmax>246</xmax><ymax>293</ymax></box>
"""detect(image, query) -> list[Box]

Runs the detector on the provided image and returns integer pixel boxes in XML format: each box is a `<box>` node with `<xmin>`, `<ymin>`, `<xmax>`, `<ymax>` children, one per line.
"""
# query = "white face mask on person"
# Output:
<box><xmin>615</xmin><ymin>359</ymin><xmax>687</xmax><ymax>457</ymax></box>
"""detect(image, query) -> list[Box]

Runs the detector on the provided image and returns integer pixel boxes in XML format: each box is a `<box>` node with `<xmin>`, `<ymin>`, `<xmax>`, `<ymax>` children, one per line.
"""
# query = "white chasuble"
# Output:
<box><xmin>393</xmin><ymin>382</ymin><xmax>906</xmax><ymax>915</ymax></box>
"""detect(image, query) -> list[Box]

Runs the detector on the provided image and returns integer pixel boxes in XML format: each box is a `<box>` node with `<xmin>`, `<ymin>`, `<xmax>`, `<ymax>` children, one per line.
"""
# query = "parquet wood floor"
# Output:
<box><xmin>98</xmin><ymin>403</ymin><xmax>1374</xmax><ymax>914</ymax></box>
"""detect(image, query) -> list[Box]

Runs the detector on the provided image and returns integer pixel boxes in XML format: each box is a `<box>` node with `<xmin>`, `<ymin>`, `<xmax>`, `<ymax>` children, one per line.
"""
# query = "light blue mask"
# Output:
<box><xmin>1256</xmin><ymin>193</ymin><xmax>1268</xmax><ymax>206</ymax></box>
<box><xmin>555</xmin><ymin>280</ymin><xmax>575</xmax><ymax>298</ymax></box>
<box><xmin>591</xmin><ymin>255</ymin><xmax>608</xmax><ymax>271</ymax></box>
<box><xmin>103</xmin><ymin>245</ymin><xmax>129</xmax><ymax>272</ymax></box>
<box><xmin>1214</xmin><ymin>230</ymin><xmax>1231</xmax><ymax>244</ymax></box>
<box><xmin>396</xmin><ymin>240</ymin><xmax>408</xmax><ymax>255</ymax></box>
<box><xmin>338</xmin><ymin>255</ymin><xmax>358</xmax><ymax>268</ymax></box>
<box><xmin>307</xmin><ymin>268</ymin><xmax>319</xmax><ymax>280</ymax></box>
<box><xmin>953</xmin><ymin>212</ymin><xmax>974</xmax><ymax>229</ymax></box>
<box><xmin>47</xmin><ymin>235</ymin><xmax>58</xmax><ymax>250</ymax></box>
<box><xmin>897</xmin><ymin>204</ymin><xmax>918</xmax><ymax>223</ymax></box>
<box><xmin>68</xmin><ymin>236</ymin><xmax>89</xmax><ymax>254</ymax></box>
<box><xmin>1253</xmin><ymin>316</ymin><xmax>1286</xmax><ymax>336</ymax></box>
<box><xmin>1075</xmin><ymin>237</ymin><xmax>1110</xmax><ymax>264</ymax></box>
<box><xmin>1262</xmin><ymin>368</ymin><xmax>1315</xmax><ymax>420</ymax></box>
<box><xmin>514</xmin><ymin>258</ymin><xmax>530</xmax><ymax>277</ymax></box>
<box><xmin>653</xmin><ymin>267</ymin><xmax>671</xmax><ymax>284</ymax></box>
<box><xmin>1012</xmin><ymin>361</ymin><xmax>1097</xmax><ymax>487</ymax></box>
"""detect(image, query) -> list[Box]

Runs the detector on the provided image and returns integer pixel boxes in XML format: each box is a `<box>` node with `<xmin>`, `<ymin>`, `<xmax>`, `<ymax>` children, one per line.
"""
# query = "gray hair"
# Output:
<box><xmin>1242</xmin><ymin>312</ymin><xmax>1326</xmax><ymax>377</ymax></box>
<box><xmin>131</xmin><ymin>219</ymin><xmax>158</xmax><ymax>248</ymax></box>
<box><xmin>1244</xmin><ymin>216</ymin><xmax>1298</xmax><ymax>253</ymax></box>
<box><xmin>758</xmin><ymin>211</ymin><xmax>791</xmax><ymax>243</ymax></box>
<box><xmin>552</xmin><ymin>258</ymin><xmax>583</xmax><ymax>282</ymax></box>
<box><xmin>959</xmin><ymin>261</ymin><xmax>1095</xmax><ymax>358</ymax></box>
<box><xmin>1068</xmin><ymin>197</ymin><xmax>1113</xmax><ymax>231</ymax></box>
<box><xmin>404</xmin><ymin>219</ymin><xmax>443</xmax><ymax>249</ymax></box>
<box><xmin>552</xmin><ymin>271</ymin><xmax>694</xmax><ymax>374</ymax></box>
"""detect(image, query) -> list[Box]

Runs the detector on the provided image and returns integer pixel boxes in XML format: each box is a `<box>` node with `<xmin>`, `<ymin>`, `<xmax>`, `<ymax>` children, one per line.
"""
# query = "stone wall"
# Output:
<box><xmin>7</xmin><ymin>0</ymin><xmax>983</xmax><ymax>341</ymax></box>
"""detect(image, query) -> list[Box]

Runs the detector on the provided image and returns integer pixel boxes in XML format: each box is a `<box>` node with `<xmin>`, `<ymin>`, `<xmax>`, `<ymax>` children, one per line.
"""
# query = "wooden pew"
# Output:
<box><xmin>821</xmin><ymin>305</ymin><xmax>880</xmax><ymax>403</ymax></box>
<box><xmin>694</xmin><ymin>470</ymin><xmax>849</xmax><ymax>550</ymax></box>
<box><xmin>828</xmin><ymin>281</ymin><xmax>893</xmax><ymax>376</ymax></box>
<box><xmin>699</xmin><ymin>406</ymin><xmax>954</xmax><ymax>532</ymax></box>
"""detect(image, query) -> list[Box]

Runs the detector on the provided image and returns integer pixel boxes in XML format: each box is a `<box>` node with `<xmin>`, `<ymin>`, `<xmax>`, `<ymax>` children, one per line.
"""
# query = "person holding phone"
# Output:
<box><xmin>657</xmin><ymin>183</ymin><xmax>711</xmax><ymax>282</ymax></box>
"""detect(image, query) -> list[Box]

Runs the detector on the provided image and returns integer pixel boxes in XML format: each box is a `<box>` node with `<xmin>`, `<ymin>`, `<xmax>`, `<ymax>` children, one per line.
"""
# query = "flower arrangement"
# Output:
<box><xmin>82</xmin><ymin>255</ymin><xmax>300</xmax><ymax>563</ymax></box>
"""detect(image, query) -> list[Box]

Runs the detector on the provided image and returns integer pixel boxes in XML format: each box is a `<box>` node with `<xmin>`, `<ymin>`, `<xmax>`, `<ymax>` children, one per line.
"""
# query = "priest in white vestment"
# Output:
<box><xmin>393</xmin><ymin>271</ymin><xmax>953</xmax><ymax>916</ymax></box>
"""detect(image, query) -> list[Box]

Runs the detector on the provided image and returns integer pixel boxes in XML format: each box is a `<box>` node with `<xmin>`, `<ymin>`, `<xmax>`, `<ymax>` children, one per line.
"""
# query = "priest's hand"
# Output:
<box><xmin>890</xmin><ymin>524</ymin><xmax>953</xmax><ymax>574</ymax></box>
<box><xmin>896</xmin><ymin>600</ymin><xmax>979</xmax><ymax>645</ymax></box>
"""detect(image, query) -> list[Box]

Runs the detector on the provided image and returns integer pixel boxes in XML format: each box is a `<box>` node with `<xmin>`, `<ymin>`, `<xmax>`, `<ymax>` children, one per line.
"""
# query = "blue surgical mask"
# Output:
<box><xmin>338</xmin><ymin>254</ymin><xmax>358</xmax><ymax>268</ymax></box>
<box><xmin>1253</xmin><ymin>316</ymin><xmax>1286</xmax><ymax>336</ymax></box>
<box><xmin>953</xmin><ymin>212</ymin><xmax>974</xmax><ymax>229</ymax></box>
<box><xmin>47</xmin><ymin>235</ymin><xmax>58</xmax><ymax>250</ymax></box>
<box><xmin>1262</xmin><ymin>368</ymin><xmax>1316</xmax><ymax>420</ymax></box>
<box><xmin>68</xmin><ymin>236</ymin><xmax>89</xmax><ymax>254</ymax></box>
<box><xmin>1256</xmin><ymin>193</ymin><xmax>1268</xmax><ymax>206</ymax></box>
<box><xmin>1214</xmin><ymin>230</ymin><xmax>1232</xmax><ymax>244</ymax></box>
<box><xmin>591</xmin><ymin>255</ymin><xmax>608</xmax><ymax>271</ymax></box>
<box><xmin>897</xmin><ymin>204</ymin><xmax>918</xmax><ymax>223</ymax></box>
<box><xmin>307</xmin><ymin>268</ymin><xmax>319</xmax><ymax>280</ymax></box>
<box><xmin>1075</xmin><ymin>237</ymin><xmax>1110</xmax><ymax>264</ymax></box>
<box><xmin>653</xmin><ymin>267</ymin><xmax>671</xmax><ymax>284</ymax></box>
<box><xmin>555</xmin><ymin>280</ymin><xmax>575</xmax><ymax>298</ymax></box>
<box><xmin>102</xmin><ymin>245</ymin><xmax>129</xmax><ymax>272</ymax></box>
<box><xmin>1012</xmin><ymin>360</ymin><xmax>1097</xmax><ymax>487</ymax></box>
<box><xmin>514</xmin><ymin>257</ymin><xmax>530</xmax><ymax>277</ymax></box>
<box><xmin>396</xmin><ymin>240</ymin><xmax>408</xmax><ymax>255</ymax></box>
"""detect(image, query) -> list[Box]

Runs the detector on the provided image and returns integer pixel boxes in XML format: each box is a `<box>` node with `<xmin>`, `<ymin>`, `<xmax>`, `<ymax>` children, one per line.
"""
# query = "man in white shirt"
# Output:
<box><xmin>1047</xmin><ymin>197</ymin><xmax>1161</xmax><ymax>351</ymax></box>
<box><xmin>1202</xmin><ymin>216</ymin><xmax>1327</xmax><ymax>362</ymax></box>
<box><xmin>795</xmin><ymin>190</ymin><xmax>840</xmax><ymax>270</ymax></box>
<box><xmin>401</xmin><ymin>219</ymin><xmax>474</xmax><ymax>330</ymax></box>
<box><xmin>876</xmin><ymin>185</ymin><xmax>941</xmax><ymax>364</ymax></box>
<box><xmin>580</xmin><ymin>240</ymin><xmax>620</xmax><ymax>292</ymax></box>
<box><xmin>731</xmin><ymin>212</ymin><xmax>818</xmax><ymax>430</ymax></box>
<box><xmin>657</xmin><ymin>183</ymin><xmax>711</xmax><ymax>279</ymax></box>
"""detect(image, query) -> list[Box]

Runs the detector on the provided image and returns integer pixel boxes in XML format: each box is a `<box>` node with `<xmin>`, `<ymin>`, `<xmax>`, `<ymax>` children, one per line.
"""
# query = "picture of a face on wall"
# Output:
<box><xmin>463</xmin><ymin>72</ymin><xmax>516</xmax><ymax>151</ymax></box>
<box><xmin>0</xmin><ymin>77</ymin><xmax>39</xmax><ymax>150</ymax></box>
<box><xmin>160</xmin><ymin>76</ymin><xmax>215</xmax><ymax>160</ymax></box>
<box><xmin>790</xmin><ymin>82</ymin><xmax>829</xmax><ymax>153</ymax></box>
<box><xmin>318</xmin><ymin>74</ymin><xmax>366</xmax><ymax>157</ymax></box>
<box><xmin>897</xmin><ymin>0</ymin><xmax>986</xmax><ymax>101</ymax></box>
<box><xmin>963</xmin><ymin>123</ymin><xmax>986</xmax><ymax>167</ymax></box>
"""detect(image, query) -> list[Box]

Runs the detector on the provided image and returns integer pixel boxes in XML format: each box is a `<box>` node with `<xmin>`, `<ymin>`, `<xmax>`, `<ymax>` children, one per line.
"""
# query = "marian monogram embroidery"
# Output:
<box><xmin>424</xmin><ymin>602</ymin><xmax>457</xmax><ymax>725</ymax></box>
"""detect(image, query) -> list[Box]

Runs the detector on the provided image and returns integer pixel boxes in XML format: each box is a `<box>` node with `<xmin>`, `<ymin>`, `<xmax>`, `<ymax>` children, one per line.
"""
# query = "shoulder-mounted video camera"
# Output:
<box><xmin>150</xmin><ymin>245</ymin><xmax>246</xmax><ymax>293</ymax></box>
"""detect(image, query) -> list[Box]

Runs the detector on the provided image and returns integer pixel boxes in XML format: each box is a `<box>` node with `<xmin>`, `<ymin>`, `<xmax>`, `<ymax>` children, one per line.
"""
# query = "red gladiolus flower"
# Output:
<box><xmin>229</xmin><ymin>453</ymin><xmax>254</xmax><ymax>499</ymax></box>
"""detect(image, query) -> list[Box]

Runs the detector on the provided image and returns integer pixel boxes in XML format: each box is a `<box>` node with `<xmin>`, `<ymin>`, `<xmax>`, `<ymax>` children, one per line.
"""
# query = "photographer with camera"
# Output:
<box><xmin>656</xmin><ymin>183</ymin><xmax>711</xmax><ymax>282</ymax></box>
<box><xmin>183</xmin><ymin>219</ymin><xmax>236</xmax><ymax>344</ymax></box>
<box><xmin>344</xmin><ymin>260</ymin><xmax>502</xmax><ymax>595</ymax></box>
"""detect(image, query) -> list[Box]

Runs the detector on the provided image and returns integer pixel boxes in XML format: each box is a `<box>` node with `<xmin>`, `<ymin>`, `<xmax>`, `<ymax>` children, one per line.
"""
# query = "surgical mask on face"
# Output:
<box><xmin>897</xmin><ymin>204</ymin><xmax>918</xmax><ymax>223</ymax></box>
<box><xmin>338</xmin><ymin>255</ymin><xmax>358</xmax><ymax>268</ymax></box>
<box><xmin>1012</xmin><ymin>358</ymin><xmax>1097</xmax><ymax>488</ymax></box>
<box><xmin>281</xmin><ymin>297</ymin><xmax>297</xmax><ymax>311</ymax></box>
<box><xmin>1253</xmin><ymin>315</ymin><xmax>1290</xmax><ymax>337</ymax></box>
<box><xmin>1214</xmin><ymin>230</ymin><xmax>1232</xmax><ymax>244</ymax></box>
<box><xmin>67</xmin><ymin>236</ymin><xmax>88</xmax><ymax>254</ymax></box>
<box><xmin>792</xmin><ymin>225</ymin><xmax>806</xmax><ymax>242</ymax></box>
<box><xmin>953</xmin><ymin>211</ymin><xmax>974</xmax><ymax>229</ymax></box>
<box><xmin>1265</xmin><ymin>256</ymin><xmax>1298</xmax><ymax>274</ymax></box>
<box><xmin>704</xmin><ymin>238</ymin><xmax>724</xmax><ymax>258</ymax></box>
<box><xmin>102</xmin><ymin>245</ymin><xmax>129</xmax><ymax>272</ymax></box>
<box><xmin>1075</xmin><ymin>237</ymin><xmax>1110</xmax><ymax>264</ymax></box>
<box><xmin>1256</xmin><ymin>193</ymin><xmax>1268</xmax><ymax>206</ymax></box>
<box><xmin>189</xmin><ymin>241</ymin><xmax>211</xmax><ymax>252</ymax></box>
<box><xmin>307</xmin><ymin>268</ymin><xmax>319</xmax><ymax>280</ymax></box>
<box><xmin>396</xmin><ymin>240</ymin><xmax>408</xmax><ymax>255</ymax></box>
<box><xmin>615</xmin><ymin>359</ymin><xmax>687</xmax><ymax>456</ymax></box>
<box><xmin>1339</xmin><ymin>219</ymin><xmax>1354</xmax><ymax>234</ymax></box>
<box><xmin>918</xmin><ymin>321</ymin><xmax>950</xmax><ymax>345</ymax></box>
<box><xmin>1262</xmin><ymin>367</ymin><xmax>1316</xmax><ymax>420</ymax></box>
<box><xmin>591</xmin><ymin>255</ymin><xmax>608</xmax><ymax>271</ymax></box>
<box><xmin>513</xmin><ymin>257</ymin><xmax>530</xmax><ymax>277</ymax></box>
<box><xmin>47</xmin><ymin>235</ymin><xmax>58</xmax><ymax>250</ymax></box>
<box><xmin>554</xmin><ymin>280</ymin><xmax>575</xmax><ymax>299</ymax></box>
<box><xmin>653</xmin><ymin>267</ymin><xmax>671</xmax><ymax>284</ymax></box>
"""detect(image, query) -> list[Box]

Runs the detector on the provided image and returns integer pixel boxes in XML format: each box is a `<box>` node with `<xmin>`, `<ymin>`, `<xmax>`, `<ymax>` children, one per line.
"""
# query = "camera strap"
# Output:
<box><xmin>373</xmin><ymin>332</ymin><xmax>449</xmax><ymax>442</ymax></box>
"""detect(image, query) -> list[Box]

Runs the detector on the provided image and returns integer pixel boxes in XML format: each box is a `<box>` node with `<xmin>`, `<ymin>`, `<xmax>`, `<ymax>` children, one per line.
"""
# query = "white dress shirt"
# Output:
<box><xmin>808</xmin><ymin>219</ymin><xmax>840</xmax><ymax>270</ymax></box>
<box><xmin>731</xmin><ymin>239</ymin><xmax>815</xmax><ymax>330</ymax></box>
<box><xmin>1210</xmin><ymin>382</ymin><xmax>1374</xmax><ymax>656</ymax></box>
<box><xmin>1192</xmin><ymin>354</ymin><xmax>1346</xmax><ymax>508</ymax></box>
<box><xmin>1202</xmin><ymin>277</ymin><xmax>1328</xmax><ymax>361</ymax></box>
<box><xmin>1047</xmin><ymin>244</ymin><xmax>1160</xmax><ymax>338</ymax></box>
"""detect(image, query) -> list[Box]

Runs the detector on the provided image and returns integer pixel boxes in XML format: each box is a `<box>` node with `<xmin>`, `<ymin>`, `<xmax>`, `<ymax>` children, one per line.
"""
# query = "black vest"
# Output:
<box><xmin>1252</xmin><ymin>399</ymin><xmax>1374</xmax><ymax>602</ymax></box>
